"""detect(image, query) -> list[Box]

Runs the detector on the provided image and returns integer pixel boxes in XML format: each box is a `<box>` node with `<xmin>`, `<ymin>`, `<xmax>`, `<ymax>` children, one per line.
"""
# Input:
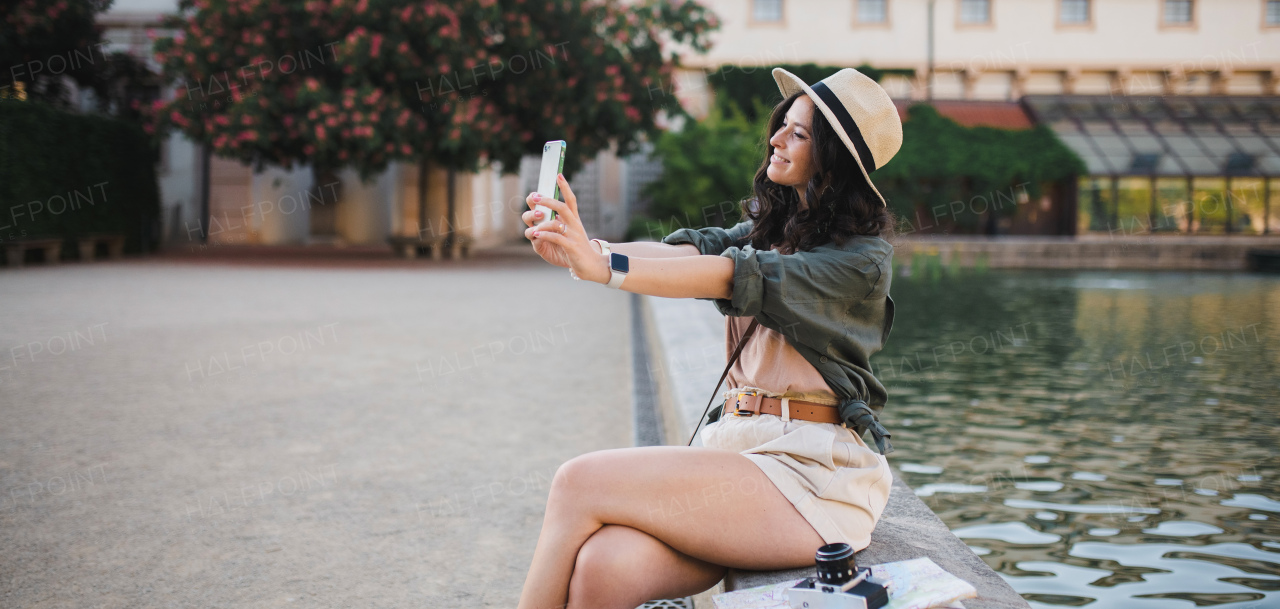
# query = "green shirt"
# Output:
<box><xmin>661</xmin><ymin>219</ymin><xmax>897</xmax><ymax>455</ymax></box>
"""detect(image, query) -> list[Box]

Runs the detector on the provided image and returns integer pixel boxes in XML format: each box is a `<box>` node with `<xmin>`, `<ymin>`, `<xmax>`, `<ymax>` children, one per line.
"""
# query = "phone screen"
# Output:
<box><xmin>537</xmin><ymin>140</ymin><xmax>566</xmax><ymax>202</ymax></box>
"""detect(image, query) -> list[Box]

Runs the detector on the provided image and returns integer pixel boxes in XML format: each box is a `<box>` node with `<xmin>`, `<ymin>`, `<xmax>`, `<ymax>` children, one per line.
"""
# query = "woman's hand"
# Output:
<box><xmin>522</xmin><ymin>174</ymin><xmax>610</xmax><ymax>283</ymax></box>
<box><xmin>521</xmin><ymin>192</ymin><xmax>572</xmax><ymax>268</ymax></box>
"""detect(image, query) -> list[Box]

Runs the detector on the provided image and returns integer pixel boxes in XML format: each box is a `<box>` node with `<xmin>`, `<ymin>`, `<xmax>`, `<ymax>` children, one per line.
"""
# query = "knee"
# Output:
<box><xmin>567</xmin><ymin>526</ymin><xmax>636</xmax><ymax>608</ymax></box>
<box><xmin>548</xmin><ymin>452</ymin><xmax>607</xmax><ymax>509</ymax></box>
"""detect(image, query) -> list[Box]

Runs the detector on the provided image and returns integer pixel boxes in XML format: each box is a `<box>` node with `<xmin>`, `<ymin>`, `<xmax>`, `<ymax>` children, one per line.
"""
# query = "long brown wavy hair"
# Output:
<box><xmin>738</xmin><ymin>90</ymin><xmax>896</xmax><ymax>255</ymax></box>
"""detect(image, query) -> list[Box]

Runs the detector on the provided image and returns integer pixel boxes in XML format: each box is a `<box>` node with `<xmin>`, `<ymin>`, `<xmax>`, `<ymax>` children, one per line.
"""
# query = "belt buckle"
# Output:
<box><xmin>732</xmin><ymin>390</ymin><xmax>758</xmax><ymax>417</ymax></box>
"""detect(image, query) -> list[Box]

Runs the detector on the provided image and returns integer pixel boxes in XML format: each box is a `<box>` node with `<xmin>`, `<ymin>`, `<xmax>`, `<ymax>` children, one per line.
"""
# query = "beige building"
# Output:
<box><xmin>672</xmin><ymin>0</ymin><xmax>1279</xmax><ymax>109</ymax></box>
<box><xmin>656</xmin><ymin>0</ymin><xmax>1280</xmax><ymax>236</ymax></box>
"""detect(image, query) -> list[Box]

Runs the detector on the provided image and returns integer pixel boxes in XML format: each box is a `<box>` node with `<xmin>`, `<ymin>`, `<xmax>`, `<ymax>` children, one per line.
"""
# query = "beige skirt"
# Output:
<box><xmin>701</xmin><ymin>386</ymin><xmax>893</xmax><ymax>551</ymax></box>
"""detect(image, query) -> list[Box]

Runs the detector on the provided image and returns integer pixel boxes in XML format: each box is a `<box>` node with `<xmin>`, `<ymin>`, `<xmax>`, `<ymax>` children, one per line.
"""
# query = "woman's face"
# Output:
<box><xmin>766</xmin><ymin>95</ymin><xmax>816</xmax><ymax>189</ymax></box>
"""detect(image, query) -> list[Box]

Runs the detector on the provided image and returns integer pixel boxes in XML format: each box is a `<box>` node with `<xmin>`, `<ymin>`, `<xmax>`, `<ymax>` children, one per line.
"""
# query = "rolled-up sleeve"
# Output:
<box><xmin>660</xmin><ymin>220</ymin><xmax>753</xmax><ymax>256</ymax></box>
<box><xmin>711</xmin><ymin>245</ymin><xmax>883</xmax><ymax>328</ymax></box>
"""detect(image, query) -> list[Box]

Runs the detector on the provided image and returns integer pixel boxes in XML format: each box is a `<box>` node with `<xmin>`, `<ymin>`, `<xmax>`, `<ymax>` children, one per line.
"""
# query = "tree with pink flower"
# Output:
<box><xmin>151</xmin><ymin>0</ymin><xmax>717</xmax><ymax>243</ymax></box>
<box><xmin>153</xmin><ymin>0</ymin><xmax>716</xmax><ymax>176</ymax></box>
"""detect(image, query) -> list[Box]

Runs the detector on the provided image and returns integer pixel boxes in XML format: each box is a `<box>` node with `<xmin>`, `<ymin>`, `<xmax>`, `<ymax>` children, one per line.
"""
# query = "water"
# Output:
<box><xmin>875</xmin><ymin>268</ymin><xmax>1280</xmax><ymax>609</ymax></box>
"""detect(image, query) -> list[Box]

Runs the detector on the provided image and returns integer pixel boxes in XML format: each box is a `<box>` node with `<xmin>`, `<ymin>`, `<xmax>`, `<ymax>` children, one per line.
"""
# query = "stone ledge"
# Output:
<box><xmin>640</xmin><ymin>294</ymin><xmax>1030</xmax><ymax>609</ymax></box>
<box><xmin>723</xmin><ymin>465</ymin><xmax>1029</xmax><ymax>609</ymax></box>
<box><xmin>893</xmin><ymin>235</ymin><xmax>1280</xmax><ymax>271</ymax></box>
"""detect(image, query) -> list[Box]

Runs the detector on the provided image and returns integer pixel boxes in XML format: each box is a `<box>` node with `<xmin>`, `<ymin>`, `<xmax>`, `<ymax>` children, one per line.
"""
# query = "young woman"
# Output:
<box><xmin>516</xmin><ymin>67</ymin><xmax>903</xmax><ymax>609</ymax></box>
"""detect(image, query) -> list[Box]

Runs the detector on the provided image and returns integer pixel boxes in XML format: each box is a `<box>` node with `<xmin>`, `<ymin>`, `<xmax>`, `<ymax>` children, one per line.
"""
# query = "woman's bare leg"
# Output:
<box><xmin>516</xmin><ymin>446</ymin><xmax>827</xmax><ymax>609</ymax></box>
<box><xmin>565</xmin><ymin>524</ymin><xmax>726</xmax><ymax>609</ymax></box>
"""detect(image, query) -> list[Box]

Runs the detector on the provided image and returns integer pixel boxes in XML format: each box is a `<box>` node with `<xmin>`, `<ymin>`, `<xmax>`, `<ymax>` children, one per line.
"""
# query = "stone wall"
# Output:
<box><xmin>892</xmin><ymin>235</ymin><xmax>1280</xmax><ymax>271</ymax></box>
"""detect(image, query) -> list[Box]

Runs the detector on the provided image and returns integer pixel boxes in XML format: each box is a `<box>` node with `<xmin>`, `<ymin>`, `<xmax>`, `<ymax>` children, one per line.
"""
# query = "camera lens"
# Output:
<box><xmin>814</xmin><ymin>542</ymin><xmax>857</xmax><ymax>585</ymax></box>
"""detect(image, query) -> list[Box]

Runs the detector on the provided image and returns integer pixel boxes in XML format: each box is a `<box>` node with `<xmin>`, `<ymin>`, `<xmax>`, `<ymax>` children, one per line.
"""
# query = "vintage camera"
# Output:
<box><xmin>786</xmin><ymin>543</ymin><xmax>889</xmax><ymax>609</ymax></box>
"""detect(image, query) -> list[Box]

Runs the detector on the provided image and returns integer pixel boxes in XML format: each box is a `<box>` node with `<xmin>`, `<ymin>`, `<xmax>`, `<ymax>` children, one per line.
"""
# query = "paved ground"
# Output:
<box><xmin>0</xmin><ymin>248</ymin><xmax>634</xmax><ymax>608</ymax></box>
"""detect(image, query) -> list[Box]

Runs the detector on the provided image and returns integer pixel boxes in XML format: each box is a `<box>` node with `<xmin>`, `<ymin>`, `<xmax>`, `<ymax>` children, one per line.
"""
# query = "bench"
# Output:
<box><xmin>388</xmin><ymin>235</ymin><xmax>443</xmax><ymax>260</ymax></box>
<box><xmin>4</xmin><ymin>237</ymin><xmax>63</xmax><ymax>267</ymax></box>
<box><xmin>77</xmin><ymin>233</ymin><xmax>126</xmax><ymax>262</ymax></box>
<box><xmin>388</xmin><ymin>234</ymin><xmax>473</xmax><ymax>260</ymax></box>
<box><xmin>1246</xmin><ymin>249</ymin><xmax>1280</xmax><ymax>273</ymax></box>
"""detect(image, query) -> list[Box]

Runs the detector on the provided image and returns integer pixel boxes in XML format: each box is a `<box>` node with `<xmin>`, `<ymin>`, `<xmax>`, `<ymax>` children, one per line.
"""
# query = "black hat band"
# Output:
<box><xmin>810</xmin><ymin>81</ymin><xmax>877</xmax><ymax>173</ymax></box>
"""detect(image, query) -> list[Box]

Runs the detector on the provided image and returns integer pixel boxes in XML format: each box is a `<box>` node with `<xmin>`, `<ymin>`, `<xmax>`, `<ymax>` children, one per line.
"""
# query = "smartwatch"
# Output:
<box><xmin>605</xmin><ymin>252</ymin><xmax>629</xmax><ymax>289</ymax></box>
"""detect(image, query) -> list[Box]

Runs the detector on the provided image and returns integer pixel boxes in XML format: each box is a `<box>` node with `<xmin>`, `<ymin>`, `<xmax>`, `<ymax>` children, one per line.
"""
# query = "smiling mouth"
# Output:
<box><xmin>771</xmin><ymin>154</ymin><xmax>790</xmax><ymax>164</ymax></box>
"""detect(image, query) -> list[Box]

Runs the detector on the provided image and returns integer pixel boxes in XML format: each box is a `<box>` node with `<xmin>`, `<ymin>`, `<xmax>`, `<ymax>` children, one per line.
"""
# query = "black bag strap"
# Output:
<box><xmin>686</xmin><ymin>318</ymin><xmax>760</xmax><ymax>446</ymax></box>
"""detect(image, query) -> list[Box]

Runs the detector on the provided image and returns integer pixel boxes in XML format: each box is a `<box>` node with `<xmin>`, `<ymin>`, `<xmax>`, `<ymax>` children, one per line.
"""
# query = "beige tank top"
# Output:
<box><xmin>724</xmin><ymin>315</ymin><xmax>841</xmax><ymax>407</ymax></box>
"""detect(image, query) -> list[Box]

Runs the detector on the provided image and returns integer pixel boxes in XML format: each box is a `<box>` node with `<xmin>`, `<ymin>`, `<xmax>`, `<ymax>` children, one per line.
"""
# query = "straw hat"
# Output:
<box><xmin>772</xmin><ymin>67</ymin><xmax>903</xmax><ymax>207</ymax></box>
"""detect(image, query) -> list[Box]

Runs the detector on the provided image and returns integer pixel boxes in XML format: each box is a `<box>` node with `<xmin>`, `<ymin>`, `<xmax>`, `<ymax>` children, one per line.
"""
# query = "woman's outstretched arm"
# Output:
<box><xmin>578</xmin><ymin>250</ymin><xmax>734</xmax><ymax>300</ymax></box>
<box><xmin>560</xmin><ymin>235</ymin><xmax>734</xmax><ymax>300</ymax></box>
<box><xmin>522</xmin><ymin>176</ymin><xmax>733</xmax><ymax>300</ymax></box>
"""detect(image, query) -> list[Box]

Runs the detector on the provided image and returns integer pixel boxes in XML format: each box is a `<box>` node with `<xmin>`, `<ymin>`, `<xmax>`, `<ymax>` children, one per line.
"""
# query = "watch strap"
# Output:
<box><xmin>606</xmin><ymin>270</ymin><xmax>626</xmax><ymax>289</ymax></box>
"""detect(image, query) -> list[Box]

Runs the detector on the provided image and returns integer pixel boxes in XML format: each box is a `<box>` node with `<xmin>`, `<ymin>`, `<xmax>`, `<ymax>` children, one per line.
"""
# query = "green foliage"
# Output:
<box><xmin>0</xmin><ymin>0</ymin><xmax>159</xmax><ymax>120</ymax></box>
<box><xmin>0</xmin><ymin>100</ymin><xmax>160</xmax><ymax>254</ymax></box>
<box><xmin>707</xmin><ymin>62</ymin><xmax>913</xmax><ymax>121</ymax></box>
<box><xmin>0</xmin><ymin>0</ymin><xmax>111</xmax><ymax>105</ymax></box>
<box><xmin>628</xmin><ymin>101</ymin><xmax>768</xmax><ymax>241</ymax></box>
<box><xmin>874</xmin><ymin>104</ymin><xmax>1085</xmax><ymax>232</ymax></box>
<box><xmin>152</xmin><ymin>0</ymin><xmax>719</xmax><ymax>181</ymax></box>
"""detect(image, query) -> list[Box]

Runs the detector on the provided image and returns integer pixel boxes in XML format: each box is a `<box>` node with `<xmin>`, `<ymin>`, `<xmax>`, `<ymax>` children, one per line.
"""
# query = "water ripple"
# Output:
<box><xmin>879</xmin><ymin>269</ymin><xmax>1280</xmax><ymax>608</ymax></box>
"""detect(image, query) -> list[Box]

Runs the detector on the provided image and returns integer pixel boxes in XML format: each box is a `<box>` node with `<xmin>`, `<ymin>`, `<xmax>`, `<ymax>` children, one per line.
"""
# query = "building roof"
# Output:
<box><xmin>1021</xmin><ymin>95</ymin><xmax>1280</xmax><ymax>177</ymax></box>
<box><xmin>893</xmin><ymin>100</ymin><xmax>1035</xmax><ymax>130</ymax></box>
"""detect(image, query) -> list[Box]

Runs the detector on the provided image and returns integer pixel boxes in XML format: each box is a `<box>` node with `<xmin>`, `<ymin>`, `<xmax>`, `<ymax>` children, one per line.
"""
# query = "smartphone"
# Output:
<box><xmin>535</xmin><ymin>140</ymin><xmax>566</xmax><ymax>222</ymax></box>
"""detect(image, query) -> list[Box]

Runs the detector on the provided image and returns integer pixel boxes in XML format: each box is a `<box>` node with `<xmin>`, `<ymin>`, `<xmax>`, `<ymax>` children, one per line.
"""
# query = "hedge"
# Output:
<box><xmin>633</xmin><ymin>77</ymin><xmax>1084</xmax><ymax>237</ymax></box>
<box><xmin>874</xmin><ymin>104</ymin><xmax>1086</xmax><ymax>231</ymax></box>
<box><xmin>0</xmin><ymin>99</ymin><xmax>160</xmax><ymax>256</ymax></box>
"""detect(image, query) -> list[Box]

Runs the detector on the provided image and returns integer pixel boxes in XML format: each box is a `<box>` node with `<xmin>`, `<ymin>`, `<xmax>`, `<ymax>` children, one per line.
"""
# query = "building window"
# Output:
<box><xmin>1163</xmin><ymin>0</ymin><xmax>1193</xmax><ymax>24</ymax></box>
<box><xmin>857</xmin><ymin>0</ymin><xmax>888</xmax><ymax>23</ymax></box>
<box><xmin>1268</xmin><ymin>0</ymin><xmax>1280</xmax><ymax>25</ymax></box>
<box><xmin>1060</xmin><ymin>0</ymin><xmax>1090</xmax><ymax>23</ymax></box>
<box><xmin>753</xmin><ymin>0</ymin><xmax>783</xmax><ymax>22</ymax></box>
<box><xmin>959</xmin><ymin>0</ymin><xmax>991</xmax><ymax>24</ymax></box>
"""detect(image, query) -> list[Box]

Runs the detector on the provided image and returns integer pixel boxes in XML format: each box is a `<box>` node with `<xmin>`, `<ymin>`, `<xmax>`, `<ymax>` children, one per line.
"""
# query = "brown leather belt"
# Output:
<box><xmin>725</xmin><ymin>390</ymin><xmax>842</xmax><ymax>425</ymax></box>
